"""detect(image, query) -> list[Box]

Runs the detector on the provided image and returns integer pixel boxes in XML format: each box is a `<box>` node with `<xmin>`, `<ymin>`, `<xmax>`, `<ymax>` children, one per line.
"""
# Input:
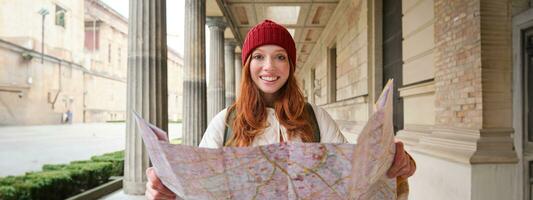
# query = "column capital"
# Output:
<box><xmin>225</xmin><ymin>39</ymin><xmax>237</xmax><ymax>47</ymax></box>
<box><xmin>206</xmin><ymin>17</ymin><xmax>226</xmax><ymax>30</ymax></box>
<box><xmin>225</xmin><ymin>39</ymin><xmax>237</xmax><ymax>52</ymax></box>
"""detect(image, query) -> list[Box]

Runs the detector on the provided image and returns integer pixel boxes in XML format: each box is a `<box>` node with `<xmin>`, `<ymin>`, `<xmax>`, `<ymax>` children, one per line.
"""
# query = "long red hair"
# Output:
<box><xmin>225</xmin><ymin>56</ymin><xmax>314</xmax><ymax>147</ymax></box>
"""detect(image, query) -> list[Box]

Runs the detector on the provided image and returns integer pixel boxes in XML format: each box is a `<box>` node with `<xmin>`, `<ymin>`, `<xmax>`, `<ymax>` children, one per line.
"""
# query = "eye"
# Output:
<box><xmin>276</xmin><ymin>54</ymin><xmax>287</xmax><ymax>61</ymax></box>
<box><xmin>252</xmin><ymin>54</ymin><xmax>264</xmax><ymax>60</ymax></box>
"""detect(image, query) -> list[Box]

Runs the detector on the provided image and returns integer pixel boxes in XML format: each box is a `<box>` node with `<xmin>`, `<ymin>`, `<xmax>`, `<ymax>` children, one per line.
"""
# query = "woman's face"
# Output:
<box><xmin>249</xmin><ymin>45</ymin><xmax>290</xmax><ymax>98</ymax></box>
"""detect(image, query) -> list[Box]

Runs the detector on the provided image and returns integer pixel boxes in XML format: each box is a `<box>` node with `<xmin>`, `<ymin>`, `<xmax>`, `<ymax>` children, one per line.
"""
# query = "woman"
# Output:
<box><xmin>146</xmin><ymin>20</ymin><xmax>416</xmax><ymax>200</ymax></box>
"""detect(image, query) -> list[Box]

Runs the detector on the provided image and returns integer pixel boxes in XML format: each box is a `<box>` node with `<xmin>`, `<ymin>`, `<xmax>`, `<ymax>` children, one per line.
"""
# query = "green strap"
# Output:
<box><xmin>223</xmin><ymin>103</ymin><xmax>320</xmax><ymax>146</ymax></box>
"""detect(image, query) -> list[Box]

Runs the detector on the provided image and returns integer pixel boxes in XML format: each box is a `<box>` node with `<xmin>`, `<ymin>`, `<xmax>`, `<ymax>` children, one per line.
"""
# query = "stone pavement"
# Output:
<box><xmin>0</xmin><ymin>122</ymin><xmax>181</xmax><ymax>177</ymax></box>
<box><xmin>100</xmin><ymin>190</ymin><xmax>145</xmax><ymax>200</ymax></box>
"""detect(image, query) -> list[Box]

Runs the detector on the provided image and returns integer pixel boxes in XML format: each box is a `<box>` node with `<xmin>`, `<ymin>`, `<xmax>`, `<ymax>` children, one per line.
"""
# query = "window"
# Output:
<box><xmin>55</xmin><ymin>5</ymin><xmax>66</xmax><ymax>28</ymax></box>
<box><xmin>265</xmin><ymin>6</ymin><xmax>300</xmax><ymax>25</ymax></box>
<box><xmin>302</xmin><ymin>79</ymin><xmax>307</xmax><ymax>99</ymax></box>
<box><xmin>310</xmin><ymin>68</ymin><xmax>317</xmax><ymax>103</ymax></box>
<box><xmin>108</xmin><ymin>44</ymin><xmax>112</xmax><ymax>64</ymax></box>
<box><xmin>117</xmin><ymin>48</ymin><xmax>121</xmax><ymax>67</ymax></box>
<box><xmin>327</xmin><ymin>45</ymin><xmax>337</xmax><ymax>103</ymax></box>
<box><xmin>84</xmin><ymin>22</ymin><xmax>99</xmax><ymax>51</ymax></box>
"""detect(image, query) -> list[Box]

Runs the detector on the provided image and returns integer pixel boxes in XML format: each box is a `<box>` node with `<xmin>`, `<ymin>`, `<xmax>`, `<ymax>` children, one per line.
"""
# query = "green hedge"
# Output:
<box><xmin>0</xmin><ymin>150</ymin><xmax>124</xmax><ymax>200</ymax></box>
<box><xmin>90</xmin><ymin>151</ymin><xmax>124</xmax><ymax>176</ymax></box>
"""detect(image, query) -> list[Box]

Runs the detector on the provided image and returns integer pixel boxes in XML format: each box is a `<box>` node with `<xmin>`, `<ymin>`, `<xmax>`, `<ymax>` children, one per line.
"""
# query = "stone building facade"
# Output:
<box><xmin>0</xmin><ymin>0</ymin><xmax>183</xmax><ymax>125</ymax></box>
<box><xmin>116</xmin><ymin>0</ymin><xmax>529</xmax><ymax>198</ymax></box>
<box><xmin>2</xmin><ymin>0</ymin><xmax>527</xmax><ymax>199</ymax></box>
<box><xmin>293</xmin><ymin>0</ymin><xmax>525</xmax><ymax>199</ymax></box>
<box><xmin>190</xmin><ymin>0</ymin><xmax>528</xmax><ymax>199</ymax></box>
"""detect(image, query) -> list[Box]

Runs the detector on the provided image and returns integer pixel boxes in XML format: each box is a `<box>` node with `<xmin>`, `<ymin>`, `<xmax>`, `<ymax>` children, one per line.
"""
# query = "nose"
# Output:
<box><xmin>262</xmin><ymin>56</ymin><xmax>274</xmax><ymax>71</ymax></box>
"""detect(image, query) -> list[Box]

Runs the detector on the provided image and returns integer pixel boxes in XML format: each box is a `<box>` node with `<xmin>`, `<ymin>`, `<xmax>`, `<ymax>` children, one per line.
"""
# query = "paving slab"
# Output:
<box><xmin>0</xmin><ymin>122</ymin><xmax>181</xmax><ymax>177</ymax></box>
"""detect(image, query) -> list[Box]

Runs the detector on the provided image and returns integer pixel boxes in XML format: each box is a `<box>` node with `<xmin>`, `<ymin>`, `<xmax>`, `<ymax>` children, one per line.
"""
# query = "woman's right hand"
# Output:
<box><xmin>145</xmin><ymin>167</ymin><xmax>176</xmax><ymax>200</ymax></box>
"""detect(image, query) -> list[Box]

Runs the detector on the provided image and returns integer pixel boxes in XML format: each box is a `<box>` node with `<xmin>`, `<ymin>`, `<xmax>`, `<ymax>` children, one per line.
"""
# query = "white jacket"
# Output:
<box><xmin>199</xmin><ymin>104</ymin><xmax>347</xmax><ymax>148</ymax></box>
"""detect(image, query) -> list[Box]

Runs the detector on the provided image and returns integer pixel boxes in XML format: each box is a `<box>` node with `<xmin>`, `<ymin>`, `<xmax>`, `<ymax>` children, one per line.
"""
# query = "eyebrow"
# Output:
<box><xmin>253</xmin><ymin>49</ymin><xmax>287</xmax><ymax>54</ymax></box>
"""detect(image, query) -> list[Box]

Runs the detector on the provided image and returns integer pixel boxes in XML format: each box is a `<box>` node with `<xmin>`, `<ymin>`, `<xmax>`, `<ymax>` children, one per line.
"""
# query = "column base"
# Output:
<box><xmin>123</xmin><ymin>180</ymin><xmax>147</xmax><ymax>195</ymax></box>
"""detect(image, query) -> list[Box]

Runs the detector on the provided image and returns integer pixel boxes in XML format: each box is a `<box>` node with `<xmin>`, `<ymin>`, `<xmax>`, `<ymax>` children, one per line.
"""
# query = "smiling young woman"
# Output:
<box><xmin>144</xmin><ymin>19</ymin><xmax>416</xmax><ymax>200</ymax></box>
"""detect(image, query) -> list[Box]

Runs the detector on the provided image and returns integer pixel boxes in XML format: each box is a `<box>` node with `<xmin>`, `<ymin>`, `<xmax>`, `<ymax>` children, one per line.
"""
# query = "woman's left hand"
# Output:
<box><xmin>387</xmin><ymin>141</ymin><xmax>416</xmax><ymax>179</ymax></box>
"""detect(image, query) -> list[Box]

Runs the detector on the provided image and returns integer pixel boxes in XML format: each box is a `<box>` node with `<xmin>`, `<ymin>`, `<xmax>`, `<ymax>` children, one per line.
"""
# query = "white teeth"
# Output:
<box><xmin>260</xmin><ymin>76</ymin><xmax>279</xmax><ymax>81</ymax></box>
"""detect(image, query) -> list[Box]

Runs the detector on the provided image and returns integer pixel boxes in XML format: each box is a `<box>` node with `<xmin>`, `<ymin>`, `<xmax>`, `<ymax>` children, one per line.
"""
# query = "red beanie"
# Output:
<box><xmin>241</xmin><ymin>20</ymin><xmax>296</xmax><ymax>66</ymax></box>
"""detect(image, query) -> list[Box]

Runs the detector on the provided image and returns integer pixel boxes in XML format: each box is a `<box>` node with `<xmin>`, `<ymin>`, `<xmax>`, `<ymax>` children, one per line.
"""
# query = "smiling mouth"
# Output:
<box><xmin>260</xmin><ymin>76</ymin><xmax>279</xmax><ymax>82</ymax></box>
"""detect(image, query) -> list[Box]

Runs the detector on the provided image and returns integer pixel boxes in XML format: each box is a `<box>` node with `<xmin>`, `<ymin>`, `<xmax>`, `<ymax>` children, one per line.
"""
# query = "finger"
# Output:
<box><xmin>146</xmin><ymin>167</ymin><xmax>158</xmax><ymax>182</ymax></box>
<box><xmin>148</xmin><ymin>181</ymin><xmax>175</xmax><ymax>197</ymax></box>
<box><xmin>145</xmin><ymin>190</ymin><xmax>154</xmax><ymax>200</ymax></box>
<box><xmin>147</xmin><ymin>185</ymin><xmax>176</xmax><ymax>200</ymax></box>
<box><xmin>387</xmin><ymin>143</ymin><xmax>408</xmax><ymax>178</ymax></box>
<box><xmin>395</xmin><ymin>141</ymin><xmax>404</xmax><ymax>153</ymax></box>
<box><xmin>406</xmin><ymin>158</ymin><xmax>416</xmax><ymax>177</ymax></box>
<box><xmin>398</xmin><ymin>158</ymin><xmax>417</xmax><ymax>180</ymax></box>
<box><xmin>387</xmin><ymin>157</ymin><xmax>408</xmax><ymax>178</ymax></box>
<box><xmin>396</xmin><ymin>164</ymin><xmax>412</xmax><ymax>177</ymax></box>
<box><xmin>146</xmin><ymin>172</ymin><xmax>175</xmax><ymax>197</ymax></box>
<box><xmin>387</xmin><ymin>158</ymin><xmax>409</xmax><ymax>178</ymax></box>
<box><xmin>146</xmin><ymin>168</ymin><xmax>168</xmax><ymax>191</ymax></box>
<box><xmin>396</xmin><ymin>154</ymin><xmax>416</xmax><ymax>179</ymax></box>
<box><xmin>153</xmin><ymin>191</ymin><xmax>176</xmax><ymax>200</ymax></box>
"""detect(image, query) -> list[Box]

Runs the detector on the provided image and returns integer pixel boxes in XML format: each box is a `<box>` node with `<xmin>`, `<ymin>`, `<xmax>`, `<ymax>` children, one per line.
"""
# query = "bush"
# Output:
<box><xmin>90</xmin><ymin>151</ymin><xmax>124</xmax><ymax>176</ymax></box>
<box><xmin>0</xmin><ymin>150</ymin><xmax>124</xmax><ymax>200</ymax></box>
<box><xmin>0</xmin><ymin>170</ymin><xmax>73</xmax><ymax>200</ymax></box>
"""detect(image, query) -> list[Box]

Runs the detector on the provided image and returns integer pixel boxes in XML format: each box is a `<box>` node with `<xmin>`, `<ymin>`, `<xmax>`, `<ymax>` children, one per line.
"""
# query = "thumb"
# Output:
<box><xmin>146</xmin><ymin>167</ymin><xmax>158</xmax><ymax>182</ymax></box>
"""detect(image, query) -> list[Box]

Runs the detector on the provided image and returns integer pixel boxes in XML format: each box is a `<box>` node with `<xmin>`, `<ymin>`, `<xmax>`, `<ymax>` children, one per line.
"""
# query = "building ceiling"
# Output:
<box><xmin>209</xmin><ymin>0</ymin><xmax>340</xmax><ymax>68</ymax></box>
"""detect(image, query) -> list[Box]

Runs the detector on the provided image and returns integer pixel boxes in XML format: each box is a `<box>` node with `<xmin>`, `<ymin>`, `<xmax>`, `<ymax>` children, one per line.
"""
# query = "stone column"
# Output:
<box><xmin>124</xmin><ymin>0</ymin><xmax>168</xmax><ymax>194</ymax></box>
<box><xmin>235</xmin><ymin>52</ymin><xmax>242</xmax><ymax>97</ymax></box>
<box><xmin>183</xmin><ymin>0</ymin><xmax>206</xmax><ymax>146</ymax></box>
<box><xmin>206</xmin><ymin>17</ymin><xmax>226</xmax><ymax>122</ymax></box>
<box><xmin>224</xmin><ymin>39</ymin><xmax>236</xmax><ymax>106</ymax></box>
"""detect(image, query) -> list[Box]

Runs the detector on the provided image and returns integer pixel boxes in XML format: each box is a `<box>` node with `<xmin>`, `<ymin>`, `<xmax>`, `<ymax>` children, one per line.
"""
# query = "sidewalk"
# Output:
<box><xmin>100</xmin><ymin>190</ymin><xmax>145</xmax><ymax>200</ymax></box>
<box><xmin>0</xmin><ymin>122</ymin><xmax>181</xmax><ymax>177</ymax></box>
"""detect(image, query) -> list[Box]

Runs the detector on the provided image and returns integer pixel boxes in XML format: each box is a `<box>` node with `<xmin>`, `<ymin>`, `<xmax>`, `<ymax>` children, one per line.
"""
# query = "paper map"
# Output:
<box><xmin>135</xmin><ymin>80</ymin><xmax>403</xmax><ymax>200</ymax></box>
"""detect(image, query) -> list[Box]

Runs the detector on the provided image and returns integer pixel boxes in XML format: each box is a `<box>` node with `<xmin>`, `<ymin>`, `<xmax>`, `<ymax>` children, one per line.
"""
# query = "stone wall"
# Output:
<box><xmin>168</xmin><ymin>50</ymin><xmax>184</xmax><ymax>122</ymax></box>
<box><xmin>396</xmin><ymin>0</ymin><xmax>436</xmax><ymax>147</ymax></box>
<box><xmin>83</xmin><ymin>73</ymin><xmax>126</xmax><ymax>122</ymax></box>
<box><xmin>0</xmin><ymin>43</ymin><xmax>85</xmax><ymax>125</ymax></box>
<box><xmin>298</xmin><ymin>0</ymin><xmax>375</xmax><ymax>141</ymax></box>
<box><xmin>86</xmin><ymin>23</ymin><xmax>128</xmax><ymax>79</ymax></box>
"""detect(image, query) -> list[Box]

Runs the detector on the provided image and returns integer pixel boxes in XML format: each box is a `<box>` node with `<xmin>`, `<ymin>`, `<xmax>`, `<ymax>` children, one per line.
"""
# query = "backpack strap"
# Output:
<box><xmin>305</xmin><ymin>103</ymin><xmax>321</xmax><ymax>143</ymax></box>
<box><xmin>223</xmin><ymin>103</ymin><xmax>321</xmax><ymax>146</ymax></box>
<box><xmin>223</xmin><ymin>108</ymin><xmax>236</xmax><ymax>146</ymax></box>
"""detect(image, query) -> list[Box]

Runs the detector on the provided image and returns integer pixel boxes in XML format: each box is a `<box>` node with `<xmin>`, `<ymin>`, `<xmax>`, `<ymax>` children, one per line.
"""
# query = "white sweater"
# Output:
<box><xmin>199</xmin><ymin>104</ymin><xmax>347</xmax><ymax>148</ymax></box>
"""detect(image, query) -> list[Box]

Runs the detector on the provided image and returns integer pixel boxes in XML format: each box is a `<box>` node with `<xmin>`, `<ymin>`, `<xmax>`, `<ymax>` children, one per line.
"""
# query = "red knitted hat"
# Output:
<box><xmin>241</xmin><ymin>19</ymin><xmax>296</xmax><ymax>66</ymax></box>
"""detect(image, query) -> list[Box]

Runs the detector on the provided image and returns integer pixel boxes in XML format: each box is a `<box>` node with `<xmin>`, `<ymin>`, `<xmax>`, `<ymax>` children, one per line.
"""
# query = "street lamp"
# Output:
<box><xmin>38</xmin><ymin>8</ymin><xmax>49</xmax><ymax>64</ymax></box>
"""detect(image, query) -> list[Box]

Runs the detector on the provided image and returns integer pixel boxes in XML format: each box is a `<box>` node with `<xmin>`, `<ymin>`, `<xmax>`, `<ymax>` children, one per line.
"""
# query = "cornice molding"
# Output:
<box><xmin>397</xmin><ymin>126</ymin><xmax>518</xmax><ymax>164</ymax></box>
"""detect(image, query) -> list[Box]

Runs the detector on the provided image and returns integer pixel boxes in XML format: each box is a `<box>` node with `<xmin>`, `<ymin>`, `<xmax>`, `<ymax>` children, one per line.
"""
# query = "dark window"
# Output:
<box><xmin>327</xmin><ymin>45</ymin><xmax>337</xmax><ymax>103</ymax></box>
<box><xmin>55</xmin><ymin>5</ymin><xmax>66</xmax><ymax>28</ymax></box>
<box><xmin>118</xmin><ymin>47</ymin><xmax>121</xmax><ymax>67</ymax></box>
<box><xmin>108</xmin><ymin>44</ymin><xmax>112</xmax><ymax>64</ymax></box>
<box><xmin>383</xmin><ymin>0</ymin><xmax>403</xmax><ymax>133</ymax></box>
<box><xmin>84</xmin><ymin>25</ymin><xmax>99</xmax><ymax>51</ymax></box>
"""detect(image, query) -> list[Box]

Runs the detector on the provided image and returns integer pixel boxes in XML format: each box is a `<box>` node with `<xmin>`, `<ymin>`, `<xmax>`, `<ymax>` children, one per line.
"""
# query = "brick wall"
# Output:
<box><xmin>434</xmin><ymin>0</ymin><xmax>512</xmax><ymax>129</ymax></box>
<box><xmin>434</xmin><ymin>0</ymin><xmax>483</xmax><ymax>129</ymax></box>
